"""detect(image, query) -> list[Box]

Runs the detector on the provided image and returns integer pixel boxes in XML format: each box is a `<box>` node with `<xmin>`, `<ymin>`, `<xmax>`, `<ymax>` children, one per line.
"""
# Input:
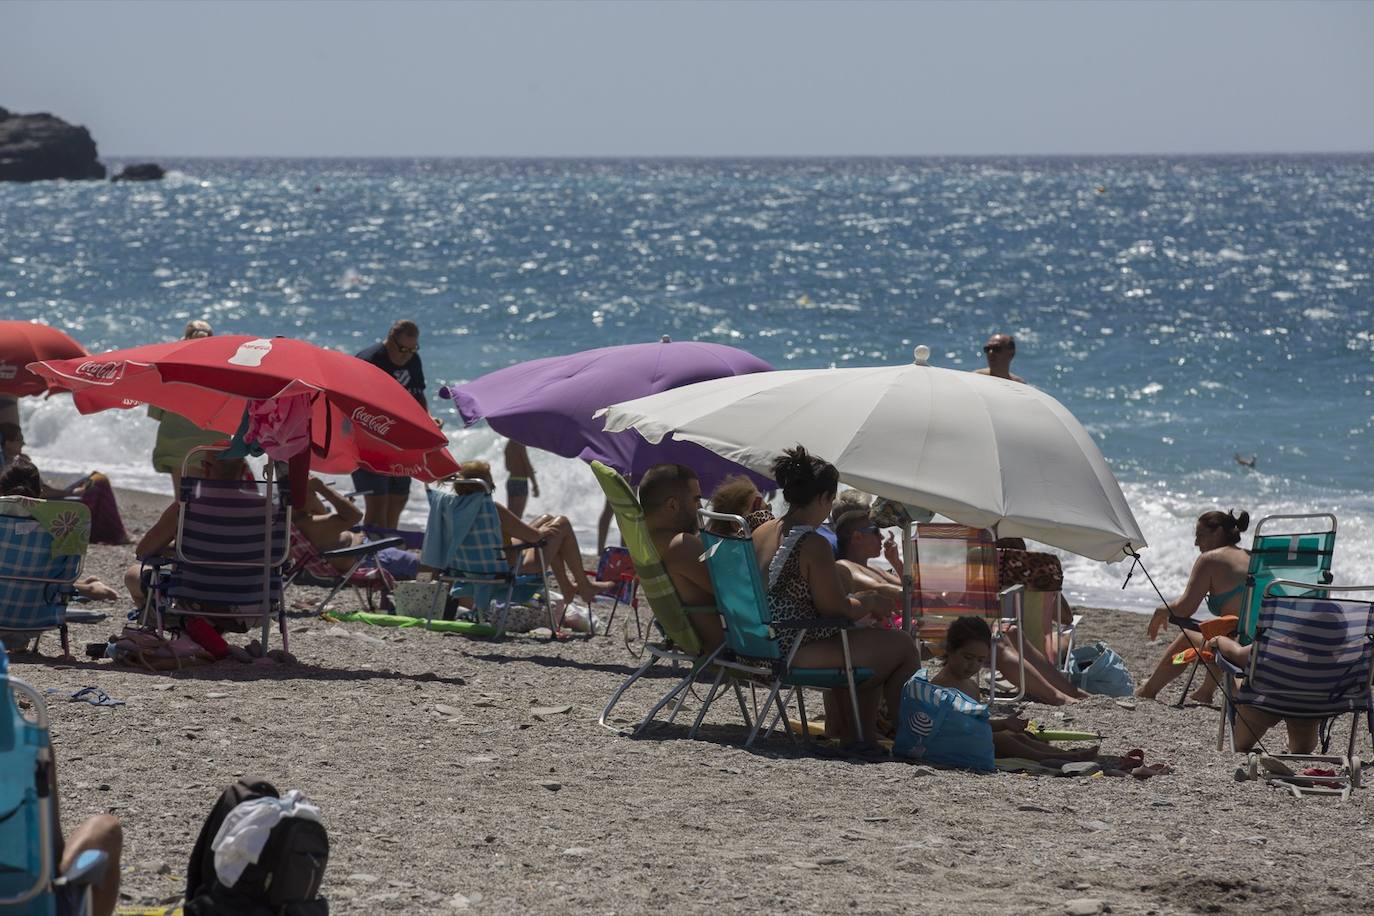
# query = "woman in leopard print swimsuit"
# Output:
<box><xmin>751</xmin><ymin>446</ymin><xmax>921</xmax><ymax>748</ymax></box>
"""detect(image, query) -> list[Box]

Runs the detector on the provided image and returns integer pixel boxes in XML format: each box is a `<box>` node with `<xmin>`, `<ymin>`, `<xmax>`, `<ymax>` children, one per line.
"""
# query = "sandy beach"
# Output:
<box><xmin>8</xmin><ymin>485</ymin><xmax>1372</xmax><ymax>916</ymax></box>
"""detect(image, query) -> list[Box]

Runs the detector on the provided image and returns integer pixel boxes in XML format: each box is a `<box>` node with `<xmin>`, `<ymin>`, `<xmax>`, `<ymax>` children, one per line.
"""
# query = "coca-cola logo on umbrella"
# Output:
<box><xmin>76</xmin><ymin>360</ymin><xmax>124</xmax><ymax>382</ymax></box>
<box><xmin>351</xmin><ymin>407</ymin><xmax>396</xmax><ymax>436</ymax></box>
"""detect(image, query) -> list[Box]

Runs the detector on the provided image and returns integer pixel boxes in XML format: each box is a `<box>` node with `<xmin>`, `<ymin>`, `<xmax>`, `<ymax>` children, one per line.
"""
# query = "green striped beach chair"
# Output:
<box><xmin>592</xmin><ymin>461</ymin><xmax>736</xmax><ymax>735</ymax></box>
<box><xmin>0</xmin><ymin>497</ymin><xmax>90</xmax><ymax>658</ymax></box>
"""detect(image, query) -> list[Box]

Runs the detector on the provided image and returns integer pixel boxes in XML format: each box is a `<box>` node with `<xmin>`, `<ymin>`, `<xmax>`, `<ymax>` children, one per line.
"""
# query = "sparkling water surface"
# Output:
<box><xmin>4</xmin><ymin>156</ymin><xmax>1372</xmax><ymax>608</ymax></box>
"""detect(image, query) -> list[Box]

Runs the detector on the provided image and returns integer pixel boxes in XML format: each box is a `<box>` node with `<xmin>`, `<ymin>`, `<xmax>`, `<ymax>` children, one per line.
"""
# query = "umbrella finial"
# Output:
<box><xmin>660</xmin><ymin>335</ymin><xmax>671</xmax><ymax>343</ymax></box>
<box><xmin>913</xmin><ymin>345</ymin><xmax>931</xmax><ymax>366</ymax></box>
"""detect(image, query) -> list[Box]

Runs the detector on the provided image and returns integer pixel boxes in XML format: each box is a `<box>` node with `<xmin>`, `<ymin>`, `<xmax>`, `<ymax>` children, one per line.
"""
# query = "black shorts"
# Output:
<box><xmin>351</xmin><ymin>469</ymin><xmax>412</xmax><ymax>496</ymax></box>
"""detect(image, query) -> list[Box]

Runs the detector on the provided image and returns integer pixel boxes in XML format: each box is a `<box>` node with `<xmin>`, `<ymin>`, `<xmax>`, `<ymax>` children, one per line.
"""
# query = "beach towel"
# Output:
<box><xmin>893</xmin><ymin>669</ymin><xmax>995</xmax><ymax>773</ymax></box>
<box><xmin>419</xmin><ymin>488</ymin><xmax>487</xmax><ymax>570</ymax></box>
<box><xmin>79</xmin><ymin>472</ymin><xmax>130</xmax><ymax>544</ymax></box>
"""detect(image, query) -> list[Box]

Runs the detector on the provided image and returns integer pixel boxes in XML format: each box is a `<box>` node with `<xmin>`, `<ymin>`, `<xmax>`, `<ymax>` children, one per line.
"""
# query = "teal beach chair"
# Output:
<box><xmin>1178</xmin><ymin>513</ymin><xmax>1336</xmax><ymax>703</ymax></box>
<box><xmin>0</xmin><ymin>652</ymin><xmax>110</xmax><ymax>915</ymax></box>
<box><xmin>693</xmin><ymin>509</ymin><xmax>874</xmax><ymax>747</ymax></box>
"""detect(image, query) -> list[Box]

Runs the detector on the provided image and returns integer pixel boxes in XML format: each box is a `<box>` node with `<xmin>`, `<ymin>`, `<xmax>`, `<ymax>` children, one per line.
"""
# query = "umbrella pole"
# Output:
<box><xmin>901</xmin><ymin>522</ymin><xmax>915</xmax><ymax>635</ymax></box>
<box><xmin>261</xmin><ymin>459</ymin><xmax>274</xmax><ymax>650</ymax></box>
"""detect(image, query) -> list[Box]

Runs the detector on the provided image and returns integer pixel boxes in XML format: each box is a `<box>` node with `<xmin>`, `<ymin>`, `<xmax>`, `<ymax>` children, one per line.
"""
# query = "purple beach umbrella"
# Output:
<box><xmin>441</xmin><ymin>338</ymin><xmax>775</xmax><ymax>490</ymax></box>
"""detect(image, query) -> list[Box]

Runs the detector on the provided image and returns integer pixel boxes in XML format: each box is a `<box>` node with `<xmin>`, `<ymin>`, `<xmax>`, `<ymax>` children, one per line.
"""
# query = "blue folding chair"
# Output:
<box><xmin>0</xmin><ymin>652</ymin><xmax>109</xmax><ymax>915</ymax></box>
<box><xmin>420</xmin><ymin>481</ymin><xmax>555</xmax><ymax>638</ymax></box>
<box><xmin>693</xmin><ymin>509</ymin><xmax>875</xmax><ymax>747</ymax></box>
<box><xmin>1220</xmin><ymin>581</ymin><xmax>1374</xmax><ymax>798</ymax></box>
<box><xmin>0</xmin><ymin>498</ymin><xmax>91</xmax><ymax>659</ymax></box>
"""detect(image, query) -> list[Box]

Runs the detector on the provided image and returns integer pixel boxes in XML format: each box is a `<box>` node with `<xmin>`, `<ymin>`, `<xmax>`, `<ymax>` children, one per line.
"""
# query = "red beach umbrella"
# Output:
<box><xmin>28</xmin><ymin>335</ymin><xmax>459</xmax><ymax>480</ymax></box>
<box><xmin>0</xmin><ymin>321</ymin><xmax>87</xmax><ymax>396</ymax></box>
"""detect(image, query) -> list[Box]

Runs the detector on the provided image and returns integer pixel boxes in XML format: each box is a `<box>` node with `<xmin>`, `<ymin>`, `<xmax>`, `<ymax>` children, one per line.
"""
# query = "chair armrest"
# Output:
<box><xmin>54</xmin><ymin>848</ymin><xmax>108</xmax><ymax>890</ymax></box>
<box><xmin>1169</xmin><ymin>615</ymin><xmax>1201</xmax><ymax>632</ymax></box>
<box><xmin>139</xmin><ymin>555</ymin><xmax>174</xmax><ymax>568</ymax></box>
<box><xmin>508</xmin><ymin>539</ymin><xmax>548</xmax><ymax>551</ymax></box>
<box><xmin>322</xmin><ymin>536</ymin><xmax>405</xmax><ymax>560</ymax></box>
<box><xmin>1216</xmin><ymin>654</ymin><xmax>1244</xmax><ymax>677</ymax></box>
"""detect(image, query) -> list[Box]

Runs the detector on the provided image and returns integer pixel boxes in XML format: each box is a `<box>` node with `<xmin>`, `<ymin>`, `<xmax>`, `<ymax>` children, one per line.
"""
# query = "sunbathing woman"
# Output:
<box><xmin>458</xmin><ymin>461</ymin><xmax>610</xmax><ymax>606</ymax></box>
<box><xmin>751</xmin><ymin>446</ymin><xmax>921</xmax><ymax>749</ymax></box>
<box><xmin>930</xmin><ymin>617</ymin><xmax>1100</xmax><ymax>764</ymax></box>
<box><xmin>1137</xmin><ymin>510</ymin><xmax>1250</xmax><ymax>702</ymax></box>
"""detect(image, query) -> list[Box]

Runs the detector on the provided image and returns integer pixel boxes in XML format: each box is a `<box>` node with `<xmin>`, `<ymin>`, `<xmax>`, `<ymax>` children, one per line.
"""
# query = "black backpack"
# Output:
<box><xmin>185</xmin><ymin>778</ymin><xmax>330</xmax><ymax>916</ymax></box>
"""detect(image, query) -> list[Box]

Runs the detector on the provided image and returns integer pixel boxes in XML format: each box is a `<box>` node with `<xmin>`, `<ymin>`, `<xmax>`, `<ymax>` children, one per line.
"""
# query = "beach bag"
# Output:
<box><xmin>1067</xmin><ymin>642</ymin><xmax>1135</xmax><ymax>697</ymax></box>
<box><xmin>186</xmin><ymin>778</ymin><xmax>329</xmax><ymax>916</ymax></box>
<box><xmin>392</xmin><ymin>579</ymin><xmax>447</xmax><ymax>618</ymax></box>
<box><xmin>893</xmin><ymin>670</ymin><xmax>995</xmax><ymax>773</ymax></box>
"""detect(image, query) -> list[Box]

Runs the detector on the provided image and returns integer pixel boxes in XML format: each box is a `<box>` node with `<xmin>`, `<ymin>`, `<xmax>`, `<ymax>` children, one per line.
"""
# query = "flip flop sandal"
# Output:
<box><xmin>1131</xmin><ymin>763</ymin><xmax>1173</xmax><ymax>780</ymax></box>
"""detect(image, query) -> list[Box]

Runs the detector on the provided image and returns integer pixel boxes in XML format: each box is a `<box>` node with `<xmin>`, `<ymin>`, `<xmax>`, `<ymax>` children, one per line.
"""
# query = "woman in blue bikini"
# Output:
<box><xmin>1137</xmin><ymin>510</ymin><xmax>1251</xmax><ymax>701</ymax></box>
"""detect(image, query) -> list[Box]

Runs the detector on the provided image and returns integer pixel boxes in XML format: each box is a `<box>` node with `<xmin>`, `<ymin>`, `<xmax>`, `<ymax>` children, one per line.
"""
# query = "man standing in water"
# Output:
<box><xmin>974</xmin><ymin>333</ymin><xmax>1025</xmax><ymax>383</ymax></box>
<box><xmin>353</xmin><ymin>319</ymin><xmax>440</xmax><ymax>529</ymax></box>
<box><xmin>503</xmin><ymin>438</ymin><xmax>540</xmax><ymax>518</ymax></box>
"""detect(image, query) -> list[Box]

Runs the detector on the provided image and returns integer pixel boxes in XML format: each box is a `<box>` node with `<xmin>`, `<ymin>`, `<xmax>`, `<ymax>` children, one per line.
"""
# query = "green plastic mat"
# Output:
<box><xmin>330</xmin><ymin>610</ymin><xmax>497</xmax><ymax>637</ymax></box>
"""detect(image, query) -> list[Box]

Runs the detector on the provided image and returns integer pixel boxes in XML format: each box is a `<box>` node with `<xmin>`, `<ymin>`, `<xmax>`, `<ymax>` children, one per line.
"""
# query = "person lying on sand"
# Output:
<box><xmin>458</xmin><ymin>461</ymin><xmax>611</xmax><ymax>607</ymax></box>
<box><xmin>931</xmin><ymin>617</ymin><xmax>1099</xmax><ymax>764</ymax></box>
<box><xmin>1137</xmin><ymin>510</ymin><xmax>1251</xmax><ymax>703</ymax></box>
<box><xmin>642</xmin><ymin>463</ymin><xmax>724</xmax><ymax>653</ymax></box>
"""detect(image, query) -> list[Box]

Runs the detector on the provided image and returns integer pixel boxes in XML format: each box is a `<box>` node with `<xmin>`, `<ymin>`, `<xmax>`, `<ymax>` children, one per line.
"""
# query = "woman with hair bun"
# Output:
<box><xmin>1137</xmin><ymin>509</ymin><xmax>1251</xmax><ymax>701</ymax></box>
<box><xmin>751</xmin><ymin>446</ymin><xmax>921</xmax><ymax>749</ymax></box>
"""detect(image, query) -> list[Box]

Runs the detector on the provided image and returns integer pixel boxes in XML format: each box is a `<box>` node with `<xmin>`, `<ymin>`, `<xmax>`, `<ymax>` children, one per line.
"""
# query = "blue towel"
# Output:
<box><xmin>420</xmin><ymin>489</ymin><xmax>486</xmax><ymax>570</ymax></box>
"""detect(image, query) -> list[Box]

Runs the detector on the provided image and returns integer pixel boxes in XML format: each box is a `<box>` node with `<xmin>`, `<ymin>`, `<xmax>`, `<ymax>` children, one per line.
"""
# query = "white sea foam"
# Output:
<box><xmin>22</xmin><ymin>395</ymin><xmax>1373</xmax><ymax>619</ymax></box>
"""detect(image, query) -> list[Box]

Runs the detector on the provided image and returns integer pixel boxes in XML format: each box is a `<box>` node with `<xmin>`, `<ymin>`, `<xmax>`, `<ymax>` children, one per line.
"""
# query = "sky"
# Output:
<box><xmin>3</xmin><ymin>0</ymin><xmax>1372</xmax><ymax>157</ymax></box>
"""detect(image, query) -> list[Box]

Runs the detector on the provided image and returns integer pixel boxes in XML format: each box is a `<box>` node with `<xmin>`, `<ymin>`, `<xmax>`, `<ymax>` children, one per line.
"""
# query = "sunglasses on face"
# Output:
<box><xmin>394</xmin><ymin>343</ymin><xmax>420</xmax><ymax>354</ymax></box>
<box><xmin>983</xmin><ymin>344</ymin><xmax>1013</xmax><ymax>355</ymax></box>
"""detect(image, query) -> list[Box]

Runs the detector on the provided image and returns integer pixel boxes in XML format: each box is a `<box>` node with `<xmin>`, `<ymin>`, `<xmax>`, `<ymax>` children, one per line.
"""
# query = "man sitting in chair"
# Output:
<box><xmin>639</xmin><ymin>463</ymin><xmax>724</xmax><ymax>653</ymax></box>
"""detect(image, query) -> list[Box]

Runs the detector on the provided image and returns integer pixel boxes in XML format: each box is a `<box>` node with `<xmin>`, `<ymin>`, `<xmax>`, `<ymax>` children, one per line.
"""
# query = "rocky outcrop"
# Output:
<box><xmin>0</xmin><ymin>106</ymin><xmax>106</xmax><ymax>181</ymax></box>
<box><xmin>112</xmin><ymin>162</ymin><xmax>165</xmax><ymax>182</ymax></box>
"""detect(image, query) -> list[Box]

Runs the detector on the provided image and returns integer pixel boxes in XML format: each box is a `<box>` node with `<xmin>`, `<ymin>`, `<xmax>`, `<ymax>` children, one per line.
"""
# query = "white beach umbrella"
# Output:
<box><xmin>599</xmin><ymin>348</ymin><xmax>1146</xmax><ymax>562</ymax></box>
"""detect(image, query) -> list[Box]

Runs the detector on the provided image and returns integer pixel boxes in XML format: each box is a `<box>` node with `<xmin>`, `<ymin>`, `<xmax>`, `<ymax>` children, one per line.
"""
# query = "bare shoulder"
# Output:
<box><xmin>972</xmin><ymin>367</ymin><xmax>990</xmax><ymax>376</ymax></box>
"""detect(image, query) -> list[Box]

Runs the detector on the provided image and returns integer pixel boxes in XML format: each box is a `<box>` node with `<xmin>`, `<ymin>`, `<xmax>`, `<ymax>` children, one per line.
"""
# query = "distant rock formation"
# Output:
<box><xmin>112</xmin><ymin>162</ymin><xmax>165</xmax><ymax>182</ymax></box>
<box><xmin>0</xmin><ymin>106</ymin><xmax>106</xmax><ymax>182</ymax></box>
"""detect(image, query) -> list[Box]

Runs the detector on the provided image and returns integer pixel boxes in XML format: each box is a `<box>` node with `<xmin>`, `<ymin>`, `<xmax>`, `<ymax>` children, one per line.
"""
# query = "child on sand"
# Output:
<box><xmin>925</xmin><ymin>616</ymin><xmax>1101</xmax><ymax>766</ymax></box>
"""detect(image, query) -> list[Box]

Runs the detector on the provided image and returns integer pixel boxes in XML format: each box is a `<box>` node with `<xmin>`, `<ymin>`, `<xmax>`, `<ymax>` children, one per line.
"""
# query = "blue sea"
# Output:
<box><xmin>4</xmin><ymin>156</ymin><xmax>1371</xmax><ymax>609</ymax></box>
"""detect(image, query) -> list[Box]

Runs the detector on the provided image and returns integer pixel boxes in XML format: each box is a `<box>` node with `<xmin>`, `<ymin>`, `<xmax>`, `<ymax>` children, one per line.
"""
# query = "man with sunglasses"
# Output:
<box><xmin>974</xmin><ymin>333</ymin><xmax>1025</xmax><ymax>384</ymax></box>
<box><xmin>353</xmin><ymin>319</ymin><xmax>435</xmax><ymax>528</ymax></box>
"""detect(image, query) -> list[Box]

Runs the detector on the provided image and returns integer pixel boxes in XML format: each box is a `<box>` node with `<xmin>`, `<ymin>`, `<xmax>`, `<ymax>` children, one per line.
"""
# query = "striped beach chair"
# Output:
<box><xmin>144</xmin><ymin>474</ymin><xmax>291</xmax><ymax>651</ymax></box>
<box><xmin>0</xmin><ymin>497</ymin><xmax>90</xmax><ymax>658</ymax></box>
<box><xmin>1219</xmin><ymin>582</ymin><xmax>1374</xmax><ymax>795</ymax></box>
<box><xmin>419</xmin><ymin>481</ymin><xmax>554</xmax><ymax>638</ymax></box>
<box><xmin>0</xmin><ymin>652</ymin><xmax>111</xmax><ymax>915</ymax></box>
<box><xmin>592</xmin><ymin>461</ymin><xmax>731</xmax><ymax>735</ymax></box>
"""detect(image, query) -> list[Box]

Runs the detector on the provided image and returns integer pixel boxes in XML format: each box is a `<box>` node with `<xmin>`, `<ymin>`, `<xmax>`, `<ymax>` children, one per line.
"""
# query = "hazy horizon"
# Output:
<box><xmin>4</xmin><ymin>0</ymin><xmax>1372</xmax><ymax>158</ymax></box>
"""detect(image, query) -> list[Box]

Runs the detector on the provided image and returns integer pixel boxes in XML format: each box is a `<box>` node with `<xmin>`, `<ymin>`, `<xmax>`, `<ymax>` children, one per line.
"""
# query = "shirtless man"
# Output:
<box><xmin>639</xmin><ymin>463</ymin><xmax>723</xmax><ymax>653</ymax></box>
<box><xmin>974</xmin><ymin>333</ymin><xmax>1025</xmax><ymax>383</ymax></box>
<box><xmin>503</xmin><ymin>439</ymin><xmax>539</xmax><ymax>518</ymax></box>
